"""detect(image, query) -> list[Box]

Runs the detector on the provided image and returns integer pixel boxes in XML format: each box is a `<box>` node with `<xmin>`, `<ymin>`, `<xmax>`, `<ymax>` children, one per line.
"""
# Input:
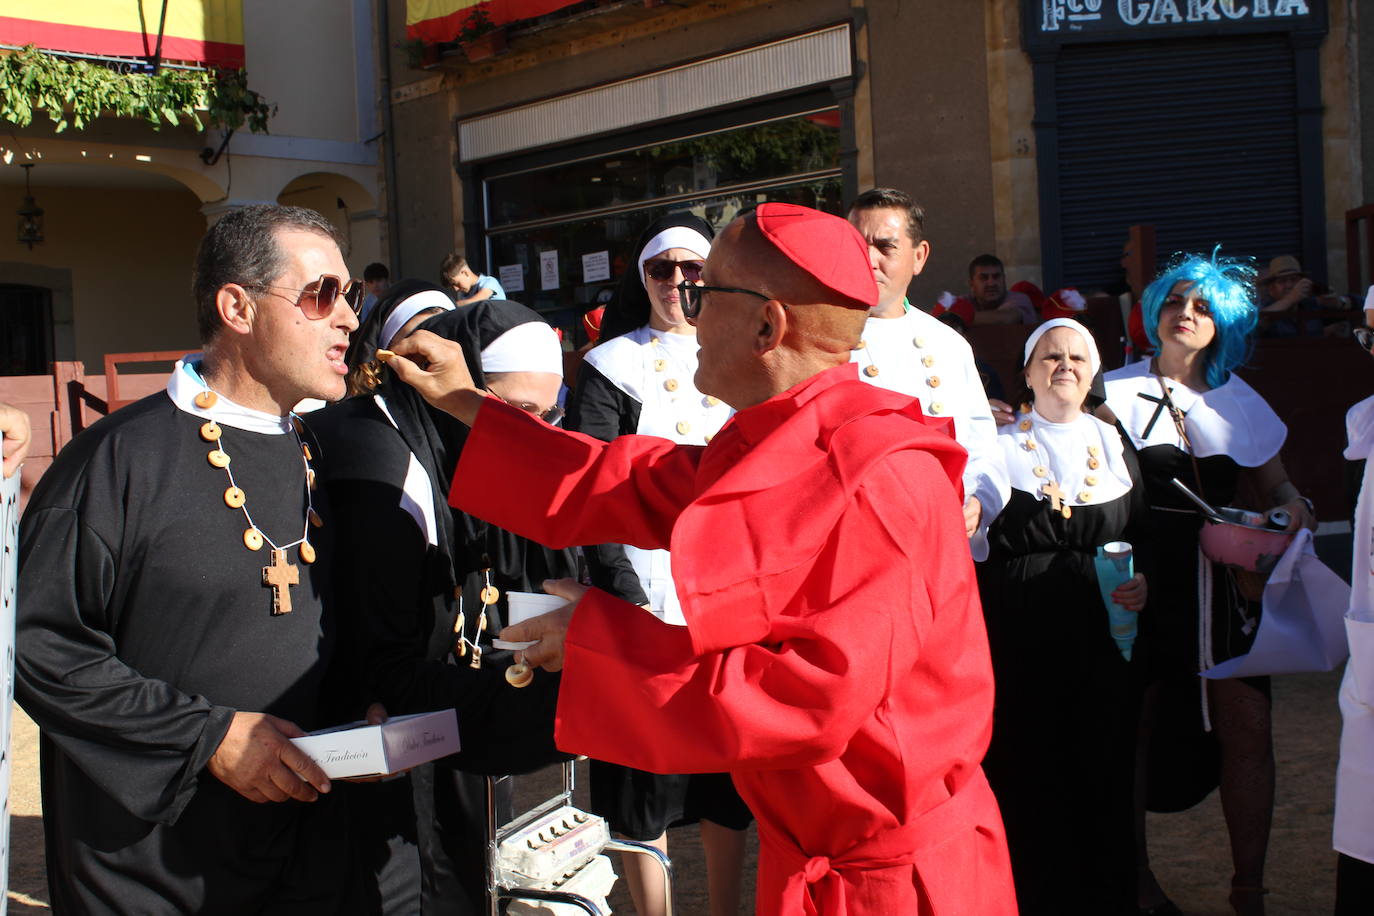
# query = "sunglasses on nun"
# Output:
<box><xmin>643</xmin><ymin>258</ymin><xmax>706</xmax><ymax>283</ymax></box>
<box><xmin>490</xmin><ymin>390</ymin><xmax>565</xmax><ymax>427</ymax></box>
<box><xmin>1355</xmin><ymin>327</ymin><xmax>1374</xmax><ymax>354</ymax></box>
<box><xmin>247</xmin><ymin>274</ymin><xmax>365</xmax><ymax>319</ymax></box>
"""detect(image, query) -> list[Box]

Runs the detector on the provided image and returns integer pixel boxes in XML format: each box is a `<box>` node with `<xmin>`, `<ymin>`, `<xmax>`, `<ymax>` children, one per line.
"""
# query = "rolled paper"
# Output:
<box><xmin>1095</xmin><ymin>542</ymin><xmax>1137</xmax><ymax>661</ymax></box>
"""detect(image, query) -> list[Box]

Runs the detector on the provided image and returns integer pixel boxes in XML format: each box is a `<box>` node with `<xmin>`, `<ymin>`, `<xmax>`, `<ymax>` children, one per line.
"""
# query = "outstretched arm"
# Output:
<box><xmin>0</xmin><ymin>402</ymin><xmax>31</xmax><ymax>478</ymax></box>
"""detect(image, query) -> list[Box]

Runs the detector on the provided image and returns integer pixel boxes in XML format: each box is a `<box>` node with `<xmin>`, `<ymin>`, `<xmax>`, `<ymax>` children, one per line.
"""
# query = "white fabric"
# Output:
<box><xmin>480</xmin><ymin>321</ymin><xmax>564</xmax><ymax>376</ymax></box>
<box><xmin>999</xmin><ymin>408</ymin><xmax>1133</xmax><ymax>509</ymax></box>
<box><xmin>373</xmin><ymin>394</ymin><xmax>439</xmax><ymax>547</ymax></box>
<box><xmin>1021</xmin><ymin>317</ymin><xmax>1101</xmax><ymax>376</ymax></box>
<box><xmin>1363</xmin><ymin>284</ymin><xmax>1374</xmax><ymax>314</ymax></box>
<box><xmin>1337</xmin><ymin>395</ymin><xmax>1374</xmax><ymax>862</ymax></box>
<box><xmin>635</xmin><ymin>227</ymin><xmax>711</xmax><ymax>289</ymax></box>
<box><xmin>379</xmin><ymin>289</ymin><xmax>455</xmax><ymax>350</ymax></box>
<box><xmin>584</xmin><ymin>325</ymin><xmax>733</xmax><ymax>625</ymax></box>
<box><xmin>849</xmin><ymin>307</ymin><xmax>1010</xmax><ymax>560</ymax></box>
<box><xmin>1197</xmin><ymin>528</ymin><xmax>1348</xmax><ymax>679</ymax></box>
<box><xmin>167</xmin><ymin>357</ymin><xmax>293</xmax><ymax>435</ymax></box>
<box><xmin>1055</xmin><ymin>288</ymin><xmax>1087</xmax><ymax>312</ymax></box>
<box><xmin>1103</xmin><ymin>358</ymin><xmax>1286</xmax><ymax>467</ymax></box>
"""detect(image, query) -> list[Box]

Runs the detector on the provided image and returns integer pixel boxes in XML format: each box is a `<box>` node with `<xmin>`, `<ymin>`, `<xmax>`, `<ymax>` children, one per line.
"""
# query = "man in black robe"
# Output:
<box><xmin>16</xmin><ymin>204</ymin><xmax>364</xmax><ymax>913</ymax></box>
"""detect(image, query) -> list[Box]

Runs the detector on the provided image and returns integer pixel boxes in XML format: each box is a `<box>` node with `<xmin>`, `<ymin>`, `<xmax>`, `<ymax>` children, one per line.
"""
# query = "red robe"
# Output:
<box><xmin>452</xmin><ymin>364</ymin><xmax>1017</xmax><ymax>915</ymax></box>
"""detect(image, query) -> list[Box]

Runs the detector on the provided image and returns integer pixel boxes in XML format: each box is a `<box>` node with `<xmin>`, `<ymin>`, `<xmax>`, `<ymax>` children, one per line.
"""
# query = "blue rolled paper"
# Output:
<box><xmin>1094</xmin><ymin>544</ymin><xmax>1137</xmax><ymax>661</ymax></box>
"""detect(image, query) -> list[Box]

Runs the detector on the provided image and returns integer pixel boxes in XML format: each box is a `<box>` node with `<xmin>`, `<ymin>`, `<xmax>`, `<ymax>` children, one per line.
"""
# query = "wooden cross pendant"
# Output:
<box><xmin>1041</xmin><ymin>480</ymin><xmax>1067</xmax><ymax>515</ymax></box>
<box><xmin>262</xmin><ymin>548</ymin><xmax>300</xmax><ymax>616</ymax></box>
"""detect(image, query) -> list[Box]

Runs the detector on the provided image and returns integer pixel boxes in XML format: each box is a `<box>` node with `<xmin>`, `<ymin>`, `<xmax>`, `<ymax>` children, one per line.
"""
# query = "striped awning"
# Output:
<box><xmin>406</xmin><ymin>0</ymin><xmax>581</xmax><ymax>44</ymax></box>
<box><xmin>0</xmin><ymin>0</ymin><xmax>245</xmax><ymax>68</ymax></box>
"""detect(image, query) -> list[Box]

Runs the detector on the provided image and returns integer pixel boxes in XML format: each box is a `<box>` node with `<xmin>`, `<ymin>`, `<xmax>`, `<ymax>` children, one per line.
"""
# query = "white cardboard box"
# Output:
<box><xmin>290</xmin><ymin>709</ymin><xmax>460</xmax><ymax>778</ymax></box>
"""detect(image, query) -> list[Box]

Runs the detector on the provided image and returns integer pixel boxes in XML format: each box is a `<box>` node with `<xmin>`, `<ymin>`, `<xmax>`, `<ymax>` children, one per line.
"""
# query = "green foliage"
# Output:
<box><xmin>458</xmin><ymin>6</ymin><xmax>496</xmax><ymax>42</ymax></box>
<box><xmin>0</xmin><ymin>45</ymin><xmax>274</xmax><ymax>134</ymax></box>
<box><xmin>651</xmin><ymin>117</ymin><xmax>839</xmax><ymax>178</ymax></box>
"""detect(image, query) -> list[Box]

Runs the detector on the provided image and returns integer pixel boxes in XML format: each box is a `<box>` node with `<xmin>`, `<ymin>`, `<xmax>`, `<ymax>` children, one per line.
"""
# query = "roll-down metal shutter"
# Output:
<box><xmin>1054</xmin><ymin>34</ymin><xmax>1300</xmax><ymax>290</ymax></box>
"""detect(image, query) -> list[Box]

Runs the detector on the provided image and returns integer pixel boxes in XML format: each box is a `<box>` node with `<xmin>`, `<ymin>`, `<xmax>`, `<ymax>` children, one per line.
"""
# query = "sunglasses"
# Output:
<box><xmin>249</xmin><ymin>274</ymin><xmax>364</xmax><ymax>319</ymax></box>
<box><xmin>1356</xmin><ymin>327</ymin><xmax>1374</xmax><ymax>353</ymax></box>
<box><xmin>490</xmin><ymin>390</ymin><xmax>565</xmax><ymax>427</ymax></box>
<box><xmin>675</xmin><ymin>281</ymin><xmax>771</xmax><ymax>320</ymax></box>
<box><xmin>644</xmin><ymin>258</ymin><xmax>705</xmax><ymax>283</ymax></box>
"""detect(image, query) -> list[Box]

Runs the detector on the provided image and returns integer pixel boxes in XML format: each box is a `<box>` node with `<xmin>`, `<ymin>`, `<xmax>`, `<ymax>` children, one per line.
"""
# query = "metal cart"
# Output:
<box><xmin>486</xmin><ymin>760</ymin><xmax>674</xmax><ymax>915</ymax></box>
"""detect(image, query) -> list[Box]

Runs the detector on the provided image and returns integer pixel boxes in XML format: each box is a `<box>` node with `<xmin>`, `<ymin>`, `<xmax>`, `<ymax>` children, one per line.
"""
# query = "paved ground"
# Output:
<box><xmin>4</xmin><ymin>665</ymin><xmax>1349</xmax><ymax>915</ymax></box>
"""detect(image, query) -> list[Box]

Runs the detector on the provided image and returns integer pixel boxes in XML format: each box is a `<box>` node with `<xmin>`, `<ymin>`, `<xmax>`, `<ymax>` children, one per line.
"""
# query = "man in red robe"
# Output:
<box><xmin>384</xmin><ymin>203</ymin><xmax>1016</xmax><ymax>915</ymax></box>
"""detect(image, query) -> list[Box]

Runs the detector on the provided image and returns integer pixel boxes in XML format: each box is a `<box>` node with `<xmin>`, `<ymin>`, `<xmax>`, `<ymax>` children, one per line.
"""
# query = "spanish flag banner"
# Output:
<box><xmin>0</xmin><ymin>0</ymin><xmax>244</xmax><ymax>68</ymax></box>
<box><xmin>406</xmin><ymin>0</ymin><xmax>581</xmax><ymax>44</ymax></box>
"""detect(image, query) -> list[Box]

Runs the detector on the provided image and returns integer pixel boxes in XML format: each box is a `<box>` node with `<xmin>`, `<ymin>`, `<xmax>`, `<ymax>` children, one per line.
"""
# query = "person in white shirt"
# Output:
<box><xmin>846</xmin><ymin>187</ymin><xmax>1009</xmax><ymax>557</ymax></box>
<box><xmin>1336</xmin><ymin>324</ymin><xmax>1374</xmax><ymax>915</ymax></box>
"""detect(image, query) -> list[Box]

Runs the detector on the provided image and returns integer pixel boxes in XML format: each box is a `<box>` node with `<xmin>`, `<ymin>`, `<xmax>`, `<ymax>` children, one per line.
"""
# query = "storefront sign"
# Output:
<box><xmin>1026</xmin><ymin>0</ymin><xmax>1324</xmax><ymax>48</ymax></box>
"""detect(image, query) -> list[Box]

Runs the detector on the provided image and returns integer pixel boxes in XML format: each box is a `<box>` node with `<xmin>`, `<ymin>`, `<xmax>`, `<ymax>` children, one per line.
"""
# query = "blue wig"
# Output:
<box><xmin>1140</xmin><ymin>248</ymin><xmax>1257</xmax><ymax>389</ymax></box>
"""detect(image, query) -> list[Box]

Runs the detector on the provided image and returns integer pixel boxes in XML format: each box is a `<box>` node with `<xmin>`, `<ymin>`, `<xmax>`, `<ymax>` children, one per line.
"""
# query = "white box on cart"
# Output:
<box><xmin>290</xmin><ymin>709</ymin><xmax>459</xmax><ymax>778</ymax></box>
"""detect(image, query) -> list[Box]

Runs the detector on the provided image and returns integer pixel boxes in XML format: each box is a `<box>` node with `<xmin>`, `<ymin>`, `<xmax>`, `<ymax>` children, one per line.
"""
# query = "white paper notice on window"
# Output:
<box><xmin>540</xmin><ymin>251</ymin><xmax>559</xmax><ymax>291</ymax></box>
<box><xmin>582</xmin><ymin>251</ymin><xmax>611</xmax><ymax>283</ymax></box>
<box><xmin>498</xmin><ymin>264</ymin><xmax>524</xmax><ymax>293</ymax></box>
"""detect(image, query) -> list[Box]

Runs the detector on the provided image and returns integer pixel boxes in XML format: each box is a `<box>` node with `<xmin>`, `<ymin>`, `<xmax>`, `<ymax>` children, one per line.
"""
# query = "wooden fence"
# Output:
<box><xmin>0</xmin><ymin>358</ymin><xmax>178</xmax><ymax>508</ymax></box>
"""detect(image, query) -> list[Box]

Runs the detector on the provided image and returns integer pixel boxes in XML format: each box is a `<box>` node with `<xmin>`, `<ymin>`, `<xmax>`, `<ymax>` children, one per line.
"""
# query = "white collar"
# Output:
<box><xmin>373</xmin><ymin>394</ymin><xmax>440</xmax><ymax>547</ymax></box>
<box><xmin>166</xmin><ymin>357</ymin><xmax>294</xmax><ymax>435</ymax></box>
<box><xmin>1104</xmin><ymin>359</ymin><xmax>1286</xmax><ymax>467</ymax></box>
<box><xmin>1001</xmin><ymin>407</ymin><xmax>1133</xmax><ymax>508</ymax></box>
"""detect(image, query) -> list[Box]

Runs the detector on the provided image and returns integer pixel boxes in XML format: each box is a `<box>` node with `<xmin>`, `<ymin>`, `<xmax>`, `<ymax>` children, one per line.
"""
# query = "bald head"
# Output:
<box><xmin>718</xmin><ymin>215</ymin><xmax>867</xmax><ymax>352</ymax></box>
<box><xmin>692</xmin><ymin>211</ymin><xmax>869</xmax><ymax>409</ymax></box>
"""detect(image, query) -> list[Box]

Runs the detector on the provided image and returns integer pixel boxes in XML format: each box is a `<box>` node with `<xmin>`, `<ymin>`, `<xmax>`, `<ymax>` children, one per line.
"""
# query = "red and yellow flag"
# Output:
<box><xmin>0</xmin><ymin>0</ymin><xmax>244</xmax><ymax>68</ymax></box>
<box><xmin>406</xmin><ymin>0</ymin><xmax>581</xmax><ymax>44</ymax></box>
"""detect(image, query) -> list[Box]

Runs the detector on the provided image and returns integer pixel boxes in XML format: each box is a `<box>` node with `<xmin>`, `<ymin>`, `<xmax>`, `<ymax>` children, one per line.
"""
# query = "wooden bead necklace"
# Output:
<box><xmin>194</xmin><ymin>388</ymin><xmax>319</xmax><ymax>615</ymax></box>
<box><xmin>1014</xmin><ymin>402</ymin><xmax>1102</xmax><ymax>520</ymax></box>
<box><xmin>451</xmin><ymin>568</ymin><xmax>532</xmax><ymax>686</ymax></box>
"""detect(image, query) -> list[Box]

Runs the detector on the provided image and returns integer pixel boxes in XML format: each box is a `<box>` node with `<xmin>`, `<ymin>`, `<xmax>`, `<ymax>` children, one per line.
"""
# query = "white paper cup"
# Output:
<box><xmin>1103</xmin><ymin>541</ymin><xmax>1132</xmax><ymax>561</ymax></box>
<box><xmin>505</xmin><ymin>591</ymin><xmax>568</xmax><ymax>626</ymax></box>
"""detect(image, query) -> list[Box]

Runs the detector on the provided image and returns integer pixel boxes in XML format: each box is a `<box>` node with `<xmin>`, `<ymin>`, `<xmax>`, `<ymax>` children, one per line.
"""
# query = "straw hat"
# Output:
<box><xmin>1258</xmin><ymin>255</ymin><xmax>1303</xmax><ymax>283</ymax></box>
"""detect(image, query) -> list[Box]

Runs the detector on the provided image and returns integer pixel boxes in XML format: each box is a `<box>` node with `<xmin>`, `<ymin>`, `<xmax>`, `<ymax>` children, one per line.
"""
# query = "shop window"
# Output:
<box><xmin>482</xmin><ymin>110</ymin><xmax>843</xmax><ymax>329</ymax></box>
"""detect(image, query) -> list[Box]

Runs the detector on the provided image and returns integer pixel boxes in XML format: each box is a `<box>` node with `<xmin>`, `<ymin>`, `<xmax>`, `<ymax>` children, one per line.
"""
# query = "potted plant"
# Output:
<box><xmin>458</xmin><ymin>7</ymin><xmax>507</xmax><ymax>62</ymax></box>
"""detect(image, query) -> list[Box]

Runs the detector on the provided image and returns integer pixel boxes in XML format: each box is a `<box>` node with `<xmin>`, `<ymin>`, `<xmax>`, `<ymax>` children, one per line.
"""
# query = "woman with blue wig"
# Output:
<box><xmin>1104</xmin><ymin>251</ymin><xmax>1315</xmax><ymax>916</ymax></box>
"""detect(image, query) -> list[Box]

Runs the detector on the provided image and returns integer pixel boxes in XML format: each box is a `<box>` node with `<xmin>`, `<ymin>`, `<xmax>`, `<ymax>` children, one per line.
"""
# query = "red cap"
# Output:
<box><xmin>933</xmin><ymin>296</ymin><xmax>976</xmax><ymax>327</ymax></box>
<box><xmin>582</xmin><ymin>306</ymin><xmax>605</xmax><ymax>343</ymax></box>
<box><xmin>754</xmin><ymin>202</ymin><xmax>876</xmax><ymax>310</ymax></box>
<box><xmin>1011</xmin><ymin>280</ymin><xmax>1046</xmax><ymax>310</ymax></box>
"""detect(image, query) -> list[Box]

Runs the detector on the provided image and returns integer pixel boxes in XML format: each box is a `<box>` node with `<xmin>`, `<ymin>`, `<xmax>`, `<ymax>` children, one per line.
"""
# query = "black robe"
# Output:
<box><xmin>313</xmin><ymin>299</ymin><xmax>573</xmax><ymax>915</ymax></box>
<box><xmin>977</xmin><ymin>457</ymin><xmax>1146</xmax><ymax>916</ymax></box>
<box><xmin>16</xmin><ymin>392</ymin><xmax>356</xmax><ymax>914</ymax></box>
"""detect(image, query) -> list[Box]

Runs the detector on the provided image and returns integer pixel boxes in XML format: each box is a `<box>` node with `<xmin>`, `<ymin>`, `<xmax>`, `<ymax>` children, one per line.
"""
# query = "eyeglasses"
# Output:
<box><xmin>489</xmin><ymin>390</ymin><xmax>565</xmax><ymax>426</ymax></box>
<box><xmin>248</xmin><ymin>274</ymin><xmax>364</xmax><ymax>319</ymax></box>
<box><xmin>644</xmin><ymin>259</ymin><xmax>705</xmax><ymax>283</ymax></box>
<box><xmin>676</xmin><ymin>281</ymin><xmax>771</xmax><ymax>320</ymax></box>
<box><xmin>1355</xmin><ymin>327</ymin><xmax>1374</xmax><ymax>354</ymax></box>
